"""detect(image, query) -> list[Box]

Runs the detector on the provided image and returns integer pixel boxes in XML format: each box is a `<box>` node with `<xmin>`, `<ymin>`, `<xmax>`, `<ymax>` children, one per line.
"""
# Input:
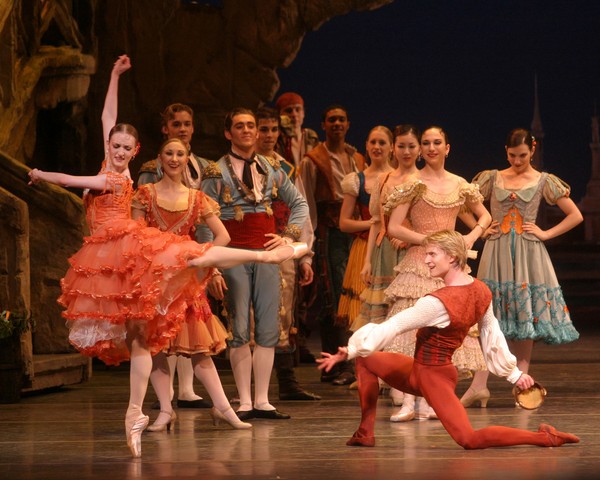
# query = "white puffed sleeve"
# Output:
<box><xmin>478</xmin><ymin>303</ymin><xmax>522</xmax><ymax>384</ymax></box>
<box><xmin>341</xmin><ymin>172</ymin><xmax>360</xmax><ymax>197</ymax></box>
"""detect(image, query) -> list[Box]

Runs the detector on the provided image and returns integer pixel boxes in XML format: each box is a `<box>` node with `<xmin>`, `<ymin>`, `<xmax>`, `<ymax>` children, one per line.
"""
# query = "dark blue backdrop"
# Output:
<box><xmin>277</xmin><ymin>0</ymin><xmax>600</xmax><ymax>201</ymax></box>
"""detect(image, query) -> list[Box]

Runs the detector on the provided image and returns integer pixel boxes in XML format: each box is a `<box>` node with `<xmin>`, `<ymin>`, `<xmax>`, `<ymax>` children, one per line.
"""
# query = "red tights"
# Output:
<box><xmin>353</xmin><ymin>352</ymin><xmax>557</xmax><ymax>449</ymax></box>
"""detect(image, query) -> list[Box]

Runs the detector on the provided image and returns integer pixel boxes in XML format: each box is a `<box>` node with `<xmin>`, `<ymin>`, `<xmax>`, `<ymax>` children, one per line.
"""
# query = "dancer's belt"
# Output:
<box><xmin>222</xmin><ymin>213</ymin><xmax>276</xmax><ymax>249</ymax></box>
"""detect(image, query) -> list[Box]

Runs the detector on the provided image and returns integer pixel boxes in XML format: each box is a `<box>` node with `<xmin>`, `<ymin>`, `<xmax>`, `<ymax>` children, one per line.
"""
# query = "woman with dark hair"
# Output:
<box><xmin>460</xmin><ymin>128</ymin><xmax>582</xmax><ymax>408</ymax></box>
<box><xmin>356</xmin><ymin>124</ymin><xmax>420</xmax><ymax>331</ymax></box>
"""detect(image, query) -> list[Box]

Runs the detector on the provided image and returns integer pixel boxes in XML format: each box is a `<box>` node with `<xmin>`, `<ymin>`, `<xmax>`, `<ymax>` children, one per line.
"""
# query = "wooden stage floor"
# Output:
<box><xmin>1</xmin><ymin>331</ymin><xmax>599</xmax><ymax>480</ymax></box>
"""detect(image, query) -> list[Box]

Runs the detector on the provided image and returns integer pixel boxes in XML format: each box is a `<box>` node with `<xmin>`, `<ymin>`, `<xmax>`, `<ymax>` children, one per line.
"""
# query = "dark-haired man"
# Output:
<box><xmin>300</xmin><ymin>105</ymin><xmax>365</xmax><ymax>386</ymax></box>
<box><xmin>202</xmin><ymin>108</ymin><xmax>309</xmax><ymax>420</ymax></box>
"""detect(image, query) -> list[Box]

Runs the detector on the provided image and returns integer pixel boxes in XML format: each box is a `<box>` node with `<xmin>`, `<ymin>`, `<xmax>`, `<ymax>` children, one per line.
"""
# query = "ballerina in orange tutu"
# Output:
<box><xmin>27</xmin><ymin>57</ymin><xmax>307</xmax><ymax>458</ymax></box>
<box><xmin>132</xmin><ymin>137</ymin><xmax>254</xmax><ymax>432</ymax></box>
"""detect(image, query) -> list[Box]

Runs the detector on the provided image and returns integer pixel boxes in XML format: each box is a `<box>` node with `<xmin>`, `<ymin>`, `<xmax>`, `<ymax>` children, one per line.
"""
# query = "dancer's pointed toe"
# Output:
<box><xmin>538</xmin><ymin>423</ymin><xmax>580</xmax><ymax>446</ymax></box>
<box><xmin>264</xmin><ymin>242</ymin><xmax>310</xmax><ymax>263</ymax></box>
<box><xmin>125</xmin><ymin>414</ymin><xmax>149</xmax><ymax>458</ymax></box>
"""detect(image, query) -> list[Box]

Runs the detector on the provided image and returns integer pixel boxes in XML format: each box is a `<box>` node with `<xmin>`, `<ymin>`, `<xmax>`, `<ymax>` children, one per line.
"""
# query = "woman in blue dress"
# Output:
<box><xmin>460</xmin><ymin>128</ymin><xmax>583</xmax><ymax>408</ymax></box>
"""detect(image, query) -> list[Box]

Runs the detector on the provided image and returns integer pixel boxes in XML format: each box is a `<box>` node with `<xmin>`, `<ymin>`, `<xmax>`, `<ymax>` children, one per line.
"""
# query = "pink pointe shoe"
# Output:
<box><xmin>125</xmin><ymin>413</ymin><xmax>149</xmax><ymax>458</ymax></box>
<box><xmin>264</xmin><ymin>242</ymin><xmax>309</xmax><ymax>264</ymax></box>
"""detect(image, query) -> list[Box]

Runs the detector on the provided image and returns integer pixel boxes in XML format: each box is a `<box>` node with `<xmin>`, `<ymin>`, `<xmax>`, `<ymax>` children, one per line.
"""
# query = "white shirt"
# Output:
<box><xmin>347</xmin><ymin>295</ymin><xmax>523</xmax><ymax>384</ymax></box>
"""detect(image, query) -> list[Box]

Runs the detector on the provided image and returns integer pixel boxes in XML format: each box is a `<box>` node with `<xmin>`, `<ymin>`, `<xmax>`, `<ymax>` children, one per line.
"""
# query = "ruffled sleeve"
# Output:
<box><xmin>543</xmin><ymin>173</ymin><xmax>571</xmax><ymax>205</ymax></box>
<box><xmin>471</xmin><ymin>170</ymin><xmax>495</xmax><ymax>200</ymax></box>
<box><xmin>195</xmin><ymin>191</ymin><xmax>221</xmax><ymax>225</ymax></box>
<box><xmin>458</xmin><ymin>179</ymin><xmax>484</xmax><ymax>214</ymax></box>
<box><xmin>383</xmin><ymin>179</ymin><xmax>425</xmax><ymax>216</ymax></box>
<box><xmin>341</xmin><ymin>172</ymin><xmax>360</xmax><ymax>197</ymax></box>
<box><xmin>131</xmin><ymin>184</ymin><xmax>152</xmax><ymax>214</ymax></box>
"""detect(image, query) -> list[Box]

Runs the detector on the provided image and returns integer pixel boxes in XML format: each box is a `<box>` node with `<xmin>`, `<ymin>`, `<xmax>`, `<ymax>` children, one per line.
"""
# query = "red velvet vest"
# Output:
<box><xmin>414</xmin><ymin>279</ymin><xmax>492</xmax><ymax>366</ymax></box>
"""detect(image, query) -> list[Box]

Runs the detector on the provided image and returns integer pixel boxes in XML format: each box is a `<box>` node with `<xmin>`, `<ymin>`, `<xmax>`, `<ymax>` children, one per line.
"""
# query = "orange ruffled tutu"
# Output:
<box><xmin>60</xmin><ymin>217</ymin><xmax>213</xmax><ymax>366</ymax></box>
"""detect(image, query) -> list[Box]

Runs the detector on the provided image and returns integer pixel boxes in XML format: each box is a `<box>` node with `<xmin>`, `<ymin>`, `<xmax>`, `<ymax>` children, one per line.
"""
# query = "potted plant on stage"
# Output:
<box><xmin>0</xmin><ymin>309</ymin><xmax>33</xmax><ymax>403</ymax></box>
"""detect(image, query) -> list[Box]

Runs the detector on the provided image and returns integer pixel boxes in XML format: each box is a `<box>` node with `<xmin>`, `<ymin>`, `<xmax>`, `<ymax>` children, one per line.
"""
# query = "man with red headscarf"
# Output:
<box><xmin>275</xmin><ymin>92</ymin><xmax>319</xmax><ymax>170</ymax></box>
<box><xmin>275</xmin><ymin>92</ymin><xmax>320</xmax><ymax>365</ymax></box>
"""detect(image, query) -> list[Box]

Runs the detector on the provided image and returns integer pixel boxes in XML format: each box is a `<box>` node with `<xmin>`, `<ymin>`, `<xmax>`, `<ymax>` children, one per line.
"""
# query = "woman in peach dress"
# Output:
<box><xmin>383</xmin><ymin>126</ymin><xmax>491</xmax><ymax>422</ymax></box>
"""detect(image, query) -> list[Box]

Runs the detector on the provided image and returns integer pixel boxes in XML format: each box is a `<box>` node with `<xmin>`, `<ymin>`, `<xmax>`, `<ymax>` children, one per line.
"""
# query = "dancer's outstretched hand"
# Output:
<box><xmin>316</xmin><ymin>347</ymin><xmax>349</xmax><ymax>372</ymax></box>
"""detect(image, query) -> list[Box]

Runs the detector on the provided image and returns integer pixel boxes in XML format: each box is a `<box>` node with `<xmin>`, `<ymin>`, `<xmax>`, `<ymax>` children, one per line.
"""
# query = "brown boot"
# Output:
<box><xmin>275</xmin><ymin>352</ymin><xmax>321</xmax><ymax>401</ymax></box>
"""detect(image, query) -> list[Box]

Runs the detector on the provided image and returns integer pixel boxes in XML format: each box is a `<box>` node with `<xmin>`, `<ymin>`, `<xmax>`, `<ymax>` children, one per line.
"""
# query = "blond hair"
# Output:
<box><xmin>423</xmin><ymin>230</ymin><xmax>467</xmax><ymax>270</ymax></box>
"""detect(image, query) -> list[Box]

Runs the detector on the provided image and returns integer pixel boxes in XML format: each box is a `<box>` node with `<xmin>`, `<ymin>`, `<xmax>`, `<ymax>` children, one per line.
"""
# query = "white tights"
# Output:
<box><xmin>230</xmin><ymin>344</ymin><xmax>275</xmax><ymax>411</ymax></box>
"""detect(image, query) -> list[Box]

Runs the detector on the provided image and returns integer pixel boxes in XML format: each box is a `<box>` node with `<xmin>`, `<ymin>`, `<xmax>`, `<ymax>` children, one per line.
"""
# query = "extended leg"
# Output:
<box><xmin>417</xmin><ymin>364</ymin><xmax>579</xmax><ymax>449</ymax></box>
<box><xmin>188</xmin><ymin>244</ymin><xmax>307</xmax><ymax>269</ymax></box>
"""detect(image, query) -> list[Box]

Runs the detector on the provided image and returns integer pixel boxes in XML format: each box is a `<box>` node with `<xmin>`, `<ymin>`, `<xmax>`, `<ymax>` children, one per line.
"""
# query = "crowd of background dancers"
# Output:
<box><xmin>28</xmin><ymin>54</ymin><xmax>582</xmax><ymax>456</ymax></box>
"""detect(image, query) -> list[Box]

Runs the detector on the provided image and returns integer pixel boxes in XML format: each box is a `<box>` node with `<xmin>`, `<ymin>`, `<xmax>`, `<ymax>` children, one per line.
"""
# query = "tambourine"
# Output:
<box><xmin>513</xmin><ymin>382</ymin><xmax>547</xmax><ymax>410</ymax></box>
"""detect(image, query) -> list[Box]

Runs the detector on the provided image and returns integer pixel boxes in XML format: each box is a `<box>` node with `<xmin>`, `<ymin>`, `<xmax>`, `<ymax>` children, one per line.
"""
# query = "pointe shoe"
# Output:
<box><xmin>538</xmin><ymin>423</ymin><xmax>580</xmax><ymax>446</ymax></box>
<box><xmin>390</xmin><ymin>393</ymin><xmax>415</xmax><ymax>422</ymax></box>
<box><xmin>460</xmin><ymin>387</ymin><xmax>490</xmax><ymax>408</ymax></box>
<box><xmin>390</xmin><ymin>405</ymin><xmax>415</xmax><ymax>422</ymax></box>
<box><xmin>346</xmin><ymin>432</ymin><xmax>375</xmax><ymax>447</ymax></box>
<box><xmin>147</xmin><ymin>410</ymin><xmax>177</xmax><ymax>432</ymax></box>
<box><xmin>414</xmin><ymin>397</ymin><xmax>438</xmax><ymax>420</ymax></box>
<box><xmin>415</xmin><ymin>406</ymin><xmax>438</xmax><ymax>420</ymax></box>
<box><xmin>211</xmin><ymin>407</ymin><xmax>253</xmax><ymax>429</ymax></box>
<box><xmin>125</xmin><ymin>414</ymin><xmax>149</xmax><ymax>458</ymax></box>
<box><xmin>264</xmin><ymin>242</ymin><xmax>310</xmax><ymax>264</ymax></box>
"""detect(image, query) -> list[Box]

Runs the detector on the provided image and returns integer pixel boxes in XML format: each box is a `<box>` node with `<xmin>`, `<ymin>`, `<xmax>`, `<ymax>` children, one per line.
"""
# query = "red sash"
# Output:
<box><xmin>221</xmin><ymin>213</ymin><xmax>276</xmax><ymax>249</ymax></box>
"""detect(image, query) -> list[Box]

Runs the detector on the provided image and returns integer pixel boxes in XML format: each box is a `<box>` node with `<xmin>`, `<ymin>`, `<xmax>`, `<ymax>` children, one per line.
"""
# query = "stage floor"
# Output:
<box><xmin>1</xmin><ymin>331</ymin><xmax>598</xmax><ymax>480</ymax></box>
